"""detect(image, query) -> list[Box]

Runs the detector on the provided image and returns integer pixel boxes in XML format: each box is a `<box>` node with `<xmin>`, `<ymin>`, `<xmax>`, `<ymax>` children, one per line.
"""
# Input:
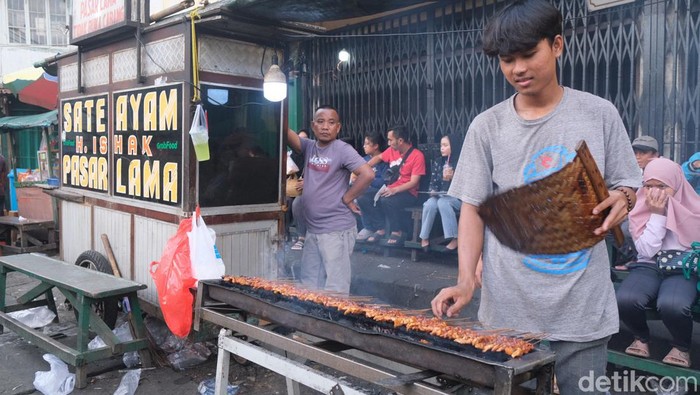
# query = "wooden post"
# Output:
<box><xmin>100</xmin><ymin>234</ymin><xmax>122</xmax><ymax>278</ymax></box>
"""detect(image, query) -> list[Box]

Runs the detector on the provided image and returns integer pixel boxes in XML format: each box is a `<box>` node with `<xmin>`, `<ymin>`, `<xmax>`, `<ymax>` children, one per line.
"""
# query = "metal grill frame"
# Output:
<box><xmin>194</xmin><ymin>280</ymin><xmax>556</xmax><ymax>395</ymax></box>
<box><xmin>303</xmin><ymin>0</ymin><xmax>700</xmax><ymax>162</ymax></box>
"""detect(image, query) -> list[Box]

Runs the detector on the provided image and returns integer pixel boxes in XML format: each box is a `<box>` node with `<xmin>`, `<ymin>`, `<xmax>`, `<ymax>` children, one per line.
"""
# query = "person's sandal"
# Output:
<box><xmin>366</xmin><ymin>231</ymin><xmax>385</xmax><ymax>243</ymax></box>
<box><xmin>624</xmin><ymin>339</ymin><xmax>650</xmax><ymax>358</ymax></box>
<box><xmin>662</xmin><ymin>347</ymin><xmax>691</xmax><ymax>368</ymax></box>
<box><xmin>386</xmin><ymin>232</ymin><xmax>406</xmax><ymax>246</ymax></box>
<box><xmin>445</xmin><ymin>239</ymin><xmax>458</xmax><ymax>251</ymax></box>
<box><xmin>357</xmin><ymin>228</ymin><xmax>373</xmax><ymax>241</ymax></box>
<box><xmin>420</xmin><ymin>240</ymin><xmax>430</xmax><ymax>252</ymax></box>
<box><xmin>291</xmin><ymin>239</ymin><xmax>304</xmax><ymax>250</ymax></box>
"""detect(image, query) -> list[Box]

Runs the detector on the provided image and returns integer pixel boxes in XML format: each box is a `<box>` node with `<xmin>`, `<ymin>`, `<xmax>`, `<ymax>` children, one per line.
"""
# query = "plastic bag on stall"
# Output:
<box><xmin>113</xmin><ymin>369</ymin><xmax>141</xmax><ymax>395</ymax></box>
<box><xmin>33</xmin><ymin>354</ymin><xmax>76</xmax><ymax>395</ymax></box>
<box><xmin>188</xmin><ymin>207</ymin><xmax>225</xmax><ymax>281</ymax></box>
<box><xmin>149</xmin><ymin>214</ymin><xmax>195</xmax><ymax>338</ymax></box>
<box><xmin>189</xmin><ymin>103</ymin><xmax>210</xmax><ymax>161</ymax></box>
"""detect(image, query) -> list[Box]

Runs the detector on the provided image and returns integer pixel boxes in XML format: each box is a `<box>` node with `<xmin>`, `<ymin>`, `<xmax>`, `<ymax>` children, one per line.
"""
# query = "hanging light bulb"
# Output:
<box><xmin>263</xmin><ymin>52</ymin><xmax>287</xmax><ymax>102</ymax></box>
<box><xmin>338</xmin><ymin>49</ymin><xmax>350</xmax><ymax>62</ymax></box>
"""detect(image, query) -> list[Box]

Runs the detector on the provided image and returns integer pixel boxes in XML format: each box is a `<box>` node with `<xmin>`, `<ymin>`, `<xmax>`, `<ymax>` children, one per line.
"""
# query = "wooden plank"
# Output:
<box><xmin>0</xmin><ymin>253</ymin><xmax>145</xmax><ymax>298</ymax></box>
<box><xmin>608</xmin><ymin>350</ymin><xmax>700</xmax><ymax>381</ymax></box>
<box><xmin>4</xmin><ymin>299</ymin><xmax>50</xmax><ymax>313</ymax></box>
<box><xmin>16</xmin><ymin>282</ymin><xmax>53</xmax><ymax>304</ymax></box>
<box><xmin>59</xmin><ymin>288</ymin><xmax>122</xmax><ymax>352</ymax></box>
<box><xmin>0</xmin><ymin>216</ymin><xmax>54</xmax><ymax>226</ymax></box>
<box><xmin>0</xmin><ymin>310</ymin><xmax>80</xmax><ymax>364</ymax></box>
<box><xmin>0</xmin><ymin>243</ymin><xmax>57</xmax><ymax>254</ymax></box>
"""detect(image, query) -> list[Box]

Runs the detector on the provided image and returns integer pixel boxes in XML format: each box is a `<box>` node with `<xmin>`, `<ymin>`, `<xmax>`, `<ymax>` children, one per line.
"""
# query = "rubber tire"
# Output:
<box><xmin>74</xmin><ymin>250</ymin><xmax>120</xmax><ymax>329</ymax></box>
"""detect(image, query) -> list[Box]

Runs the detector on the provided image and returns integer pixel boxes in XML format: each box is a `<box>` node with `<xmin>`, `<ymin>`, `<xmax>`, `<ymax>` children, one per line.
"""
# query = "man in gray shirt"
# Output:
<box><xmin>430</xmin><ymin>1</ymin><xmax>641</xmax><ymax>393</ymax></box>
<box><xmin>287</xmin><ymin>105</ymin><xmax>373</xmax><ymax>294</ymax></box>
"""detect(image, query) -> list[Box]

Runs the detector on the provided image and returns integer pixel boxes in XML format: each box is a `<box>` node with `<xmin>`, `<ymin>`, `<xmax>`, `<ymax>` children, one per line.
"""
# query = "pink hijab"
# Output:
<box><xmin>629</xmin><ymin>157</ymin><xmax>700</xmax><ymax>248</ymax></box>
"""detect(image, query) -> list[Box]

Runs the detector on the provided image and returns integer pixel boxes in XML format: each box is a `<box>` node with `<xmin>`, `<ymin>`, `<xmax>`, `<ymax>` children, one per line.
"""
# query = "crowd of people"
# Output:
<box><xmin>285</xmin><ymin>0</ymin><xmax>700</xmax><ymax>390</ymax></box>
<box><xmin>288</xmin><ymin>126</ymin><xmax>468</xmax><ymax>253</ymax></box>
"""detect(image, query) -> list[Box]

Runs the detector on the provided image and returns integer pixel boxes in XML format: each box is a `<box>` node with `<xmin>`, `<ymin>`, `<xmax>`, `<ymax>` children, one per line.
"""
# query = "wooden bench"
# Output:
<box><xmin>0</xmin><ymin>216</ymin><xmax>57</xmax><ymax>254</ymax></box>
<box><xmin>608</xmin><ymin>266</ymin><xmax>700</xmax><ymax>381</ymax></box>
<box><xmin>0</xmin><ymin>253</ymin><xmax>152</xmax><ymax>388</ymax></box>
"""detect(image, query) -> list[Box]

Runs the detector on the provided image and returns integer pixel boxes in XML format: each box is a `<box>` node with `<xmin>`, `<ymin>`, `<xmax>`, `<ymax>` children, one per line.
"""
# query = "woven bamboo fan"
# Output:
<box><xmin>478</xmin><ymin>141</ymin><xmax>624</xmax><ymax>254</ymax></box>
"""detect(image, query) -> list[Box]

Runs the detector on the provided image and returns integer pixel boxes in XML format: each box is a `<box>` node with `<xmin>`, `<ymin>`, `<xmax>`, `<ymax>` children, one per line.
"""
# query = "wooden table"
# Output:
<box><xmin>0</xmin><ymin>216</ymin><xmax>57</xmax><ymax>254</ymax></box>
<box><xmin>0</xmin><ymin>253</ymin><xmax>152</xmax><ymax>388</ymax></box>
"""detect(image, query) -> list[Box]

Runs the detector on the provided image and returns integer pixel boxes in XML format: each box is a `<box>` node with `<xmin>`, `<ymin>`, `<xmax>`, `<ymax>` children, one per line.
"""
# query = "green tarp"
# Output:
<box><xmin>0</xmin><ymin>110</ymin><xmax>57</xmax><ymax>130</ymax></box>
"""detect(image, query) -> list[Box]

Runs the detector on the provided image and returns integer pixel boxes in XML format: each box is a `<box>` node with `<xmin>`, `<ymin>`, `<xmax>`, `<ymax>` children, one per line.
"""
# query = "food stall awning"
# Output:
<box><xmin>220</xmin><ymin>0</ymin><xmax>432</xmax><ymax>23</ymax></box>
<box><xmin>1</xmin><ymin>67</ymin><xmax>59</xmax><ymax>110</ymax></box>
<box><xmin>182</xmin><ymin>0</ymin><xmax>434</xmax><ymax>44</ymax></box>
<box><xmin>0</xmin><ymin>110</ymin><xmax>58</xmax><ymax>131</ymax></box>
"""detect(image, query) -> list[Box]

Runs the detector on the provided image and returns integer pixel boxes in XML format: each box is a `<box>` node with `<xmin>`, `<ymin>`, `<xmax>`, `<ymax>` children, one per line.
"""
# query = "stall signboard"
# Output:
<box><xmin>71</xmin><ymin>0</ymin><xmax>140</xmax><ymax>45</ymax></box>
<box><xmin>61</xmin><ymin>94</ymin><xmax>109</xmax><ymax>193</ymax></box>
<box><xmin>112</xmin><ymin>84</ymin><xmax>182</xmax><ymax>206</ymax></box>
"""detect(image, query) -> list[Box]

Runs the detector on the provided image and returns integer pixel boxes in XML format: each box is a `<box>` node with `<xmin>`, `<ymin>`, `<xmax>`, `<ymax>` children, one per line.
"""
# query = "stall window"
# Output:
<box><xmin>198</xmin><ymin>84</ymin><xmax>281</xmax><ymax>207</ymax></box>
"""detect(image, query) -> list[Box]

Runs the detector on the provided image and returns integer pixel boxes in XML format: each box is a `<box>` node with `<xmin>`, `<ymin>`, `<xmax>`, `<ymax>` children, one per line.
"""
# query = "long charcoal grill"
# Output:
<box><xmin>195</xmin><ymin>279</ymin><xmax>556</xmax><ymax>394</ymax></box>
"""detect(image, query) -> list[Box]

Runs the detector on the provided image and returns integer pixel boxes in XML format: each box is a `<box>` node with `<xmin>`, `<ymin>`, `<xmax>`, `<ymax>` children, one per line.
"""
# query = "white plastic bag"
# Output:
<box><xmin>87</xmin><ymin>322</ymin><xmax>140</xmax><ymax>368</ymax></box>
<box><xmin>189</xmin><ymin>104</ymin><xmax>210</xmax><ymax>161</ymax></box>
<box><xmin>188</xmin><ymin>209</ymin><xmax>225</xmax><ymax>280</ymax></box>
<box><xmin>286</xmin><ymin>150</ymin><xmax>300</xmax><ymax>175</ymax></box>
<box><xmin>8</xmin><ymin>306</ymin><xmax>56</xmax><ymax>328</ymax></box>
<box><xmin>33</xmin><ymin>354</ymin><xmax>75</xmax><ymax>395</ymax></box>
<box><xmin>113</xmin><ymin>369</ymin><xmax>141</xmax><ymax>395</ymax></box>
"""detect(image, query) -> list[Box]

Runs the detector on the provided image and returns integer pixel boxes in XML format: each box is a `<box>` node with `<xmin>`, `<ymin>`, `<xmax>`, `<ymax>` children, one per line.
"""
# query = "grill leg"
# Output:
<box><xmin>216</xmin><ymin>329</ymin><xmax>232</xmax><ymax>395</ymax></box>
<box><xmin>286</xmin><ymin>377</ymin><xmax>301</xmax><ymax>395</ymax></box>
<box><xmin>534</xmin><ymin>362</ymin><xmax>555</xmax><ymax>395</ymax></box>
<box><xmin>493</xmin><ymin>368</ymin><xmax>513</xmax><ymax>395</ymax></box>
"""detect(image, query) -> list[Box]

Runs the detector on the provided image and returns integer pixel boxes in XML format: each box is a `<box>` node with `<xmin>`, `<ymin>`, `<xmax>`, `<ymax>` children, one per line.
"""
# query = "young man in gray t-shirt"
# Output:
<box><xmin>430</xmin><ymin>1</ymin><xmax>641</xmax><ymax>393</ymax></box>
<box><xmin>287</xmin><ymin>105</ymin><xmax>373</xmax><ymax>294</ymax></box>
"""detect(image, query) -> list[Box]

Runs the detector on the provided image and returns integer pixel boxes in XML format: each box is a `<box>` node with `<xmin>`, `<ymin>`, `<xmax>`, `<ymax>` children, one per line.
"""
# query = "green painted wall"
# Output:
<box><xmin>287</xmin><ymin>78</ymin><xmax>303</xmax><ymax>132</ymax></box>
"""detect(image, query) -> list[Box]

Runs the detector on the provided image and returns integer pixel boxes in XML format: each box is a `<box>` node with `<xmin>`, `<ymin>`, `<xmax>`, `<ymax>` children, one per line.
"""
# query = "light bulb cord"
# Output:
<box><xmin>189</xmin><ymin>7</ymin><xmax>202</xmax><ymax>102</ymax></box>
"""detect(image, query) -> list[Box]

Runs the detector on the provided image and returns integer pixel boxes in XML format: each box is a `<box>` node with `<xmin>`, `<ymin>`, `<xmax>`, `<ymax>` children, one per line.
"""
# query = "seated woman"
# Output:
<box><xmin>617</xmin><ymin>158</ymin><xmax>700</xmax><ymax>368</ymax></box>
<box><xmin>419</xmin><ymin>133</ymin><xmax>462</xmax><ymax>251</ymax></box>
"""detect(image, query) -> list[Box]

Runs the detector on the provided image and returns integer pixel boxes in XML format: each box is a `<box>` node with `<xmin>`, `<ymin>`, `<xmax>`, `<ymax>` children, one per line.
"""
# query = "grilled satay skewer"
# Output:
<box><xmin>222</xmin><ymin>275</ymin><xmax>536</xmax><ymax>358</ymax></box>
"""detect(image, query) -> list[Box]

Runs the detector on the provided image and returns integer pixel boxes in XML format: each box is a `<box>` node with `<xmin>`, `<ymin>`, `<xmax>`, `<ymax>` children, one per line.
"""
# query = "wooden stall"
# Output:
<box><xmin>48</xmin><ymin>0</ymin><xmax>316</xmax><ymax>313</ymax></box>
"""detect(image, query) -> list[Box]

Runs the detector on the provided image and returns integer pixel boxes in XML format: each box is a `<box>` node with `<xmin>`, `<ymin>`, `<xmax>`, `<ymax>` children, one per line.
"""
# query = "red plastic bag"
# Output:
<box><xmin>150</xmin><ymin>214</ymin><xmax>195</xmax><ymax>338</ymax></box>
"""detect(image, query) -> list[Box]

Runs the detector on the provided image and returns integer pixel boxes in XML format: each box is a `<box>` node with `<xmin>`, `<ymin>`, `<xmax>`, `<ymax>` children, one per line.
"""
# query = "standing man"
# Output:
<box><xmin>430</xmin><ymin>1</ymin><xmax>641</xmax><ymax>393</ymax></box>
<box><xmin>631</xmin><ymin>135</ymin><xmax>659</xmax><ymax>170</ymax></box>
<box><xmin>287</xmin><ymin>105</ymin><xmax>373</xmax><ymax>294</ymax></box>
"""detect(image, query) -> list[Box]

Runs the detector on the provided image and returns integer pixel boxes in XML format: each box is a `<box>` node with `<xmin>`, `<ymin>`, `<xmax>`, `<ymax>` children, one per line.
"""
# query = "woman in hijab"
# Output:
<box><xmin>617</xmin><ymin>158</ymin><xmax>700</xmax><ymax>368</ymax></box>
